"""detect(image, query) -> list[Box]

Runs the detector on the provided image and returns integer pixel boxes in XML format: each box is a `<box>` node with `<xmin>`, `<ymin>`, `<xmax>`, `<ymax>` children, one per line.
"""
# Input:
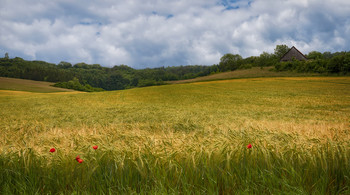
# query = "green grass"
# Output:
<box><xmin>0</xmin><ymin>77</ymin><xmax>349</xmax><ymax>194</ymax></box>
<box><xmin>0</xmin><ymin>77</ymin><xmax>76</xmax><ymax>93</ymax></box>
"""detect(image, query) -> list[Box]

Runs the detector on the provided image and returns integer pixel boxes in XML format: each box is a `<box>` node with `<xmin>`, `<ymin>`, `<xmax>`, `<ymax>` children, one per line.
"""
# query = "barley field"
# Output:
<box><xmin>0</xmin><ymin>77</ymin><xmax>349</xmax><ymax>194</ymax></box>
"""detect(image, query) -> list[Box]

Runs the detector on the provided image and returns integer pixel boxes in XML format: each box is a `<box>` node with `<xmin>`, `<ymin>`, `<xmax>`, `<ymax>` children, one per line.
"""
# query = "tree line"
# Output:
<box><xmin>218</xmin><ymin>45</ymin><xmax>350</xmax><ymax>74</ymax></box>
<box><xmin>274</xmin><ymin>51</ymin><xmax>350</xmax><ymax>74</ymax></box>
<box><xmin>1</xmin><ymin>45</ymin><xmax>349</xmax><ymax>91</ymax></box>
<box><xmin>0</xmin><ymin>55</ymin><xmax>219</xmax><ymax>91</ymax></box>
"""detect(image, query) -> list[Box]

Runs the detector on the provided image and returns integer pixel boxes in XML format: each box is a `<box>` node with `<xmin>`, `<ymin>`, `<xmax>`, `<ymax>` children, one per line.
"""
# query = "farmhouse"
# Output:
<box><xmin>280</xmin><ymin>46</ymin><xmax>307</xmax><ymax>62</ymax></box>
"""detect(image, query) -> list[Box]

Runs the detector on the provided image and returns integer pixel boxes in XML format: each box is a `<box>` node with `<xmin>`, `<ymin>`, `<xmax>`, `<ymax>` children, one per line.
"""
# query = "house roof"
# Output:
<box><xmin>280</xmin><ymin>46</ymin><xmax>308</xmax><ymax>61</ymax></box>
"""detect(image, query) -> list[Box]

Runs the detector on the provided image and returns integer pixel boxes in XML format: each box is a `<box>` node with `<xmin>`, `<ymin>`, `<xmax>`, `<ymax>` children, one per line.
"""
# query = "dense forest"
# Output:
<box><xmin>1</xmin><ymin>45</ymin><xmax>349</xmax><ymax>91</ymax></box>
<box><xmin>0</xmin><ymin>56</ymin><xmax>218</xmax><ymax>91</ymax></box>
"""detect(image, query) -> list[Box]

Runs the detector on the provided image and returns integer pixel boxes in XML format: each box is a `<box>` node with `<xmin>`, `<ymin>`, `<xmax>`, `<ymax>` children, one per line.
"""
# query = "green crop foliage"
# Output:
<box><xmin>0</xmin><ymin>77</ymin><xmax>349</xmax><ymax>194</ymax></box>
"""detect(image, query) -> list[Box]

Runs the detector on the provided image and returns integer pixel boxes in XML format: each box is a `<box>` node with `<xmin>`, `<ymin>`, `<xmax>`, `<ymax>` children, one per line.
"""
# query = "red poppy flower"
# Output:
<box><xmin>49</xmin><ymin>148</ymin><xmax>56</xmax><ymax>153</ymax></box>
<box><xmin>92</xmin><ymin>145</ymin><xmax>98</xmax><ymax>150</ymax></box>
<box><xmin>77</xmin><ymin>158</ymin><xmax>83</xmax><ymax>163</ymax></box>
<box><xmin>247</xmin><ymin>144</ymin><xmax>252</xmax><ymax>149</ymax></box>
<box><xmin>75</xmin><ymin>155</ymin><xmax>80</xmax><ymax>161</ymax></box>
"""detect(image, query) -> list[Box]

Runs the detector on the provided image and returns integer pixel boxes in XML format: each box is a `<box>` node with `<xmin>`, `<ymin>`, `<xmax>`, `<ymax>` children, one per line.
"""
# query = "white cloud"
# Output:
<box><xmin>1</xmin><ymin>0</ymin><xmax>350</xmax><ymax>68</ymax></box>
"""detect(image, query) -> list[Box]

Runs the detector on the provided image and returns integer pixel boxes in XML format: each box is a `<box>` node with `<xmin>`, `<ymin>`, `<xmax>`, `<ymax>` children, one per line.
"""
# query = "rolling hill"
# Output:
<box><xmin>1</xmin><ymin>76</ymin><xmax>349</xmax><ymax>194</ymax></box>
<box><xmin>0</xmin><ymin>77</ymin><xmax>76</xmax><ymax>93</ymax></box>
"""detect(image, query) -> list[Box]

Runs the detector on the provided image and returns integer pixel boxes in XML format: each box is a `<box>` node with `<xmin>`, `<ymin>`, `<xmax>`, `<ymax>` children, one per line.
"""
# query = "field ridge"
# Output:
<box><xmin>168</xmin><ymin>67</ymin><xmax>321</xmax><ymax>84</ymax></box>
<box><xmin>0</xmin><ymin>77</ymin><xmax>76</xmax><ymax>93</ymax></box>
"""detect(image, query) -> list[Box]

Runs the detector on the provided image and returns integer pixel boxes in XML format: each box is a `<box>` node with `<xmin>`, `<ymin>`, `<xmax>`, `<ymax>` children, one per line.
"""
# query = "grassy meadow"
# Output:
<box><xmin>0</xmin><ymin>77</ymin><xmax>349</xmax><ymax>194</ymax></box>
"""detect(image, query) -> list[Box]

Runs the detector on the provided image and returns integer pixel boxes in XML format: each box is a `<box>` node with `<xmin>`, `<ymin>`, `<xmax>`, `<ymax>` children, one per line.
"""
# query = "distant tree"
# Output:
<box><xmin>219</xmin><ymin>53</ymin><xmax>242</xmax><ymax>71</ymax></box>
<box><xmin>4</xmin><ymin>53</ymin><xmax>9</xmax><ymax>59</ymax></box>
<box><xmin>323</xmin><ymin>52</ymin><xmax>333</xmax><ymax>59</ymax></box>
<box><xmin>73</xmin><ymin>62</ymin><xmax>89</xmax><ymax>69</ymax></box>
<box><xmin>57</xmin><ymin>61</ymin><xmax>72</xmax><ymax>69</ymax></box>
<box><xmin>327</xmin><ymin>55</ymin><xmax>342</xmax><ymax>73</ymax></box>
<box><xmin>54</xmin><ymin>77</ymin><xmax>104</xmax><ymax>92</ymax></box>
<box><xmin>258</xmin><ymin>52</ymin><xmax>275</xmax><ymax>68</ymax></box>
<box><xmin>307</xmin><ymin>51</ymin><xmax>323</xmax><ymax>60</ymax></box>
<box><xmin>91</xmin><ymin>64</ymin><xmax>102</xmax><ymax>69</ymax></box>
<box><xmin>342</xmin><ymin>52</ymin><xmax>350</xmax><ymax>73</ymax></box>
<box><xmin>327</xmin><ymin>52</ymin><xmax>350</xmax><ymax>74</ymax></box>
<box><xmin>274</xmin><ymin>45</ymin><xmax>290</xmax><ymax>59</ymax></box>
<box><xmin>104</xmin><ymin>73</ymin><xmax>130</xmax><ymax>90</ymax></box>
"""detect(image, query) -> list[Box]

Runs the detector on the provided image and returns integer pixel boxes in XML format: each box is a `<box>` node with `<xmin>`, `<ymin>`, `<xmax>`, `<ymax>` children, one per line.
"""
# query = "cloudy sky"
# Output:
<box><xmin>1</xmin><ymin>0</ymin><xmax>350</xmax><ymax>68</ymax></box>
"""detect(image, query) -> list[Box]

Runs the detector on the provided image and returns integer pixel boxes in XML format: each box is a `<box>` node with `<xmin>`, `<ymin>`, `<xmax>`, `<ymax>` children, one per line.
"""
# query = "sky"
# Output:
<box><xmin>1</xmin><ymin>0</ymin><xmax>350</xmax><ymax>69</ymax></box>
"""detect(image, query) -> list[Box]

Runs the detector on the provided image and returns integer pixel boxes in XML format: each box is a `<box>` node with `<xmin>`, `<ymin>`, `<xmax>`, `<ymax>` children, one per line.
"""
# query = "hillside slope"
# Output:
<box><xmin>0</xmin><ymin>77</ymin><xmax>76</xmax><ymax>93</ymax></box>
<box><xmin>1</xmin><ymin>77</ymin><xmax>349</xmax><ymax>194</ymax></box>
<box><xmin>168</xmin><ymin>67</ymin><xmax>320</xmax><ymax>84</ymax></box>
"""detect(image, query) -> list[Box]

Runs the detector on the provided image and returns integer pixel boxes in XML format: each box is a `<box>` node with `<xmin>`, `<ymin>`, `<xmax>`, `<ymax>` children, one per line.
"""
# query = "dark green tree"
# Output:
<box><xmin>219</xmin><ymin>53</ymin><xmax>242</xmax><ymax>72</ymax></box>
<box><xmin>258</xmin><ymin>52</ymin><xmax>275</xmax><ymax>68</ymax></box>
<box><xmin>104</xmin><ymin>74</ymin><xmax>130</xmax><ymax>90</ymax></box>
<box><xmin>274</xmin><ymin>45</ymin><xmax>290</xmax><ymax>59</ymax></box>
<box><xmin>57</xmin><ymin>61</ymin><xmax>72</xmax><ymax>69</ymax></box>
<box><xmin>307</xmin><ymin>51</ymin><xmax>323</xmax><ymax>60</ymax></box>
<box><xmin>323</xmin><ymin>52</ymin><xmax>333</xmax><ymax>59</ymax></box>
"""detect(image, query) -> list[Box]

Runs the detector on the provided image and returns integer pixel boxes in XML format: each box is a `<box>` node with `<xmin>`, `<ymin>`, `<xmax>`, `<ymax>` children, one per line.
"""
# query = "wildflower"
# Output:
<box><xmin>247</xmin><ymin>144</ymin><xmax>252</xmax><ymax>149</ymax></box>
<box><xmin>75</xmin><ymin>155</ymin><xmax>80</xmax><ymax>161</ymax></box>
<box><xmin>92</xmin><ymin>145</ymin><xmax>98</xmax><ymax>150</ymax></box>
<box><xmin>77</xmin><ymin>158</ymin><xmax>83</xmax><ymax>163</ymax></box>
<box><xmin>49</xmin><ymin>148</ymin><xmax>56</xmax><ymax>153</ymax></box>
